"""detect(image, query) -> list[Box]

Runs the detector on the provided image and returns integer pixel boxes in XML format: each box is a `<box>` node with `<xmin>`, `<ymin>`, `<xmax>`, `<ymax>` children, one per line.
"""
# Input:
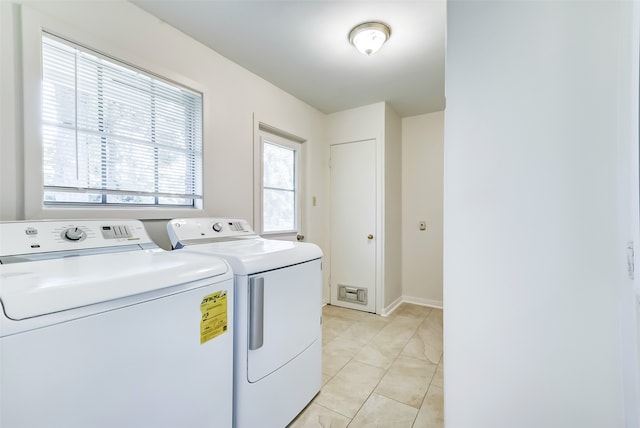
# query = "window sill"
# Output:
<box><xmin>259</xmin><ymin>231</ymin><xmax>300</xmax><ymax>242</ymax></box>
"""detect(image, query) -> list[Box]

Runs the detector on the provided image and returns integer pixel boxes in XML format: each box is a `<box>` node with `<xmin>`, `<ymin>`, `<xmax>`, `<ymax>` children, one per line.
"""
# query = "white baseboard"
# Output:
<box><xmin>380</xmin><ymin>296</ymin><xmax>403</xmax><ymax>317</ymax></box>
<box><xmin>402</xmin><ymin>295</ymin><xmax>443</xmax><ymax>310</ymax></box>
<box><xmin>380</xmin><ymin>295</ymin><xmax>443</xmax><ymax>316</ymax></box>
<box><xmin>326</xmin><ymin>296</ymin><xmax>443</xmax><ymax>316</ymax></box>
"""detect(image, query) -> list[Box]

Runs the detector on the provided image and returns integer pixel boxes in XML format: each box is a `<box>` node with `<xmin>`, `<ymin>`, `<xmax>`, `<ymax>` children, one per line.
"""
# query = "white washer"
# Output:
<box><xmin>167</xmin><ymin>218</ymin><xmax>322</xmax><ymax>428</ymax></box>
<box><xmin>0</xmin><ymin>220</ymin><xmax>234</xmax><ymax>428</ymax></box>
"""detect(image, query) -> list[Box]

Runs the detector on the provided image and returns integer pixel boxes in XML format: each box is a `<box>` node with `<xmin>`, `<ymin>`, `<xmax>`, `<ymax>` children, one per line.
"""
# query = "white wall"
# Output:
<box><xmin>384</xmin><ymin>104</ymin><xmax>402</xmax><ymax>308</ymax></box>
<box><xmin>617</xmin><ymin>1</ymin><xmax>640</xmax><ymax>424</ymax></box>
<box><xmin>325</xmin><ymin>103</ymin><xmax>385</xmax><ymax>144</ymax></box>
<box><xmin>0</xmin><ymin>2</ymin><xmax>24</xmax><ymax>221</ymax></box>
<box><xmin>402</xmin><ymin>111</ymin><xmax>444</xmax><ymax>308</ymax></box>
<box><xmin>0</xmin><ymin>1</ymin><xmax>326</xmax><ymax>258</ymax></box>
<box><xmin>325</xmin><ymin>102</ymin><xmax>403</xmax><ymax>312</ymax></box>
<box><xmin>326</xmin><ymin>103</ymin><xmax>385</xmax><ymax>307</ymax></box>
<box><xmin>445</xmin><ymin>1</ymin><xmax>631</xmax><ymax>427</ymax></box>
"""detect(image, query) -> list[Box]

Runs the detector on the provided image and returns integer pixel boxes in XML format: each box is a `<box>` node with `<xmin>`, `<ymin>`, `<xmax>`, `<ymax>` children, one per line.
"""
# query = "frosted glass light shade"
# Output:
<box><xmin>349</xmin><ymin>22</ymin><xmax>391</xmax><ymax>56</ymax></box>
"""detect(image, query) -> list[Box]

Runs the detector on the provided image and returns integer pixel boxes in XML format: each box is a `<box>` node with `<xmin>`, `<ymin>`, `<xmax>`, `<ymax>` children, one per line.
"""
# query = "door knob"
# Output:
<box><xmin>296</xmin><ymin>234</ymin><xmax>304</xmax><ymax>241</ymax></box>
<box><xmin>368</xmin><ymin>234</ymin><xmax>374</xmax><ymax>240</ymax></box>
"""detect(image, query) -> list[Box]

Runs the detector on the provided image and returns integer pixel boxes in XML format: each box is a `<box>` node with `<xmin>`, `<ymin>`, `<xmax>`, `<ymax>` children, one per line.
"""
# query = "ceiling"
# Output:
<box><xmin>131</xmin><ymin>1</ymin><xmax>445</xmax><ymax>118</ymax></box>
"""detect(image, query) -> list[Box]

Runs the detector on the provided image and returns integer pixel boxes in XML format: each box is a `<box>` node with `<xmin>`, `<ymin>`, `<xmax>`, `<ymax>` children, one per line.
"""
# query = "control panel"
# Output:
<box><xmin>168</xmin><ymin>218</ymin><xmax>256</xmax><ymax>243</ymax></box>
<box><xmin>0</xmin><ymin>220</ymin><xmax>153</xmax><ymax>257</ymax></box>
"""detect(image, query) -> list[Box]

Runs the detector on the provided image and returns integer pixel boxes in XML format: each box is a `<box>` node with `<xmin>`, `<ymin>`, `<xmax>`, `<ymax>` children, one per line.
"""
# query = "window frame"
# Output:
<box><xmin>21</xmin><ymin>6</ymin><xmax>208</xmax><ymax>220</ymax></box>
<box><xmin>254</xmin><ymin>124</ymin><xmax>305</xmax><ymax>238</ymax></box>
<box><xmin>40</xmin><ymin>33</ymin><xmax>203</xmax><ymax>209</ymax></box>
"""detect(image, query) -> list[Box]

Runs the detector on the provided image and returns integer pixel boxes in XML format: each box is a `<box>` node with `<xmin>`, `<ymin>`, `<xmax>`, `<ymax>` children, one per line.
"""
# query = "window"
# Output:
<box><xmin>41</xmin><ymin>34</ymin><xmax>203</xmax><ymax>207</ymax></box>
<box><xmin>256</xmin><ymin>128</ymin><xmax>304</xmax><ymax>235</ymax></box>
<box><xmin>263</xmin><ymin>141</ymin><xmax>296</xmax><ymax>232</ymax></box>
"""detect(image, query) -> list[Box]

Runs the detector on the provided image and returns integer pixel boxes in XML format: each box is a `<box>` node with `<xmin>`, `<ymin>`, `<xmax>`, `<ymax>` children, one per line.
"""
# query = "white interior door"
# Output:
<box><xmin>330</xmin><ymin>139</ymin><xmax>376</xmax><ymax>312</ymax></box>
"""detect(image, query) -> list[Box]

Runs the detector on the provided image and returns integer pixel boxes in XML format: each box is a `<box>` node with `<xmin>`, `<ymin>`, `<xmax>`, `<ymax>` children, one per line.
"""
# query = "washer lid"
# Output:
<box><xmin>177</xmin><ymin>238</ymin><xmax>322</xmax><ymax>275</ymax></box>
<box><xmin>0</xmin><ymin>250</ymin><xmax>229</xmax><ymax>320</ymax></box>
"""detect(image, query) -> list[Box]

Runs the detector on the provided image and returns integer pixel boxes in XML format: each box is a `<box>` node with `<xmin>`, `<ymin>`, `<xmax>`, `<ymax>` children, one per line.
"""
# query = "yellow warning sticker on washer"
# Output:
<box><xmin>200</xmin><ymin>290</ymin><xmax>228</xmax><ymax>345</ymax></box>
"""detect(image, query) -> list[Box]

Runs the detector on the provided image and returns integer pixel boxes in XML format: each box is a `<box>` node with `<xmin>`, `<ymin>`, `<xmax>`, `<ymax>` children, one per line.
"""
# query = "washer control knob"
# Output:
<box><xmin>212</xmin><ymin>222</ymin><xmax>223</xmax><ymax>232</ymax></box>
<box><xmin>63</xmin><ymin>227</ymin><xmax>86</xmax><ymax>241</ymax></box>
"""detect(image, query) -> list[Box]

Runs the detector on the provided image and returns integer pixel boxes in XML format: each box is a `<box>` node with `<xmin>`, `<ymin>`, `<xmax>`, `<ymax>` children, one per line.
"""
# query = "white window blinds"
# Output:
<box><xmin>41</xmin><ymin>34</ymin><xmax>203</xmax><ymax>207</ymax></box>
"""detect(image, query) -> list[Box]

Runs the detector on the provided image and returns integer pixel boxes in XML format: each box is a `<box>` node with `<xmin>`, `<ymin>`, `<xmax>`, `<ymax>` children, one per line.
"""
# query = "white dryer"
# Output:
<box><xmin>167</xmin><ymin>218</ymin><xmax>322</xmax><ymax>428</ymax></box>
<box><xmin>0</xmin><ymin>220</ymin><xmax>234</xmax><ymax>428</ymax></box>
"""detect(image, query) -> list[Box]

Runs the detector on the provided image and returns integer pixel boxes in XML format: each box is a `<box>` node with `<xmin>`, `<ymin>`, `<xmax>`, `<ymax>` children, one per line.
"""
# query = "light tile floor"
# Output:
<box><xmin>288</xmin><ymin>303</ymin><xmax>444</xmax><ymax>428</ymax></box>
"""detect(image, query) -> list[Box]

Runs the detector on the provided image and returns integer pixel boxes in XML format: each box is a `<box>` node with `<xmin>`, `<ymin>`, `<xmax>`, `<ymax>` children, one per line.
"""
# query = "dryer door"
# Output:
<box><xmin>247</xmin><ymin>259</ymin><xmax>321</xmax><ymax>382</ymax></box>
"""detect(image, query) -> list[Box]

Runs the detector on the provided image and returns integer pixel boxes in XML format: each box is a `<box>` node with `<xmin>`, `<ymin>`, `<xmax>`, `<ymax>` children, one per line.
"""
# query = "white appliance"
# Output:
<box><xmin>167</xmin><ymin>218</ymin><xmax>322</xmax><ymax>428</ymax></box>
<box><xmin>0</xmin><ymin>219</ymin><xmax>234</xmax><ymax>428</ymax></box>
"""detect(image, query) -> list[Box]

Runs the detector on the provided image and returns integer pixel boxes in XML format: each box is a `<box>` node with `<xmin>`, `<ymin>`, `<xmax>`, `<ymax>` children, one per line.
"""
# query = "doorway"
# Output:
<box><xmin>329</xmin><ymin>139</ymin><xmax>377</xmax><ymax>313</ymax></box>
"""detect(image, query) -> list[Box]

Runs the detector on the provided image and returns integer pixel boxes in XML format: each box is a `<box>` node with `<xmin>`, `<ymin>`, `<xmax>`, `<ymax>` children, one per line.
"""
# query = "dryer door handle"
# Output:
<box><xmin>249</xmin><ymin>277</ymin><xmax>264</xmax><ymax>350</ymax></box>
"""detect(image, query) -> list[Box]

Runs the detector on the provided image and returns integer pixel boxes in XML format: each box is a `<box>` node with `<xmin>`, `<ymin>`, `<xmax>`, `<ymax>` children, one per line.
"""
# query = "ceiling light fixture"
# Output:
<box><xmin>349</xmin><ymin>21</ymin><xmax>391</xmax><ymax>56</ymax></box>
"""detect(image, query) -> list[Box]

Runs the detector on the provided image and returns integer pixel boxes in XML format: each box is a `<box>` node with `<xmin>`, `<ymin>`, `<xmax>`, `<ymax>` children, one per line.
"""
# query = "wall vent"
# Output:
<box><xmin>337</xmin><ymin>285</ymin><xmax>367</xmax><ymax>305</ymax></box>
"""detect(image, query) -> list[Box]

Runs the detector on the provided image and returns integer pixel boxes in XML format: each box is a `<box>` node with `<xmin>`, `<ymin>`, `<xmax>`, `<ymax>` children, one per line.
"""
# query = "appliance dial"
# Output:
<box><xmin>63</xmin><ymin>227</ymin><xmax>86</xmax><ymax>241</ymax></box>
<box><xmin>212</xmin><ymin>222</ymin><xmax>223</xmax><ymax>232</ymax></box>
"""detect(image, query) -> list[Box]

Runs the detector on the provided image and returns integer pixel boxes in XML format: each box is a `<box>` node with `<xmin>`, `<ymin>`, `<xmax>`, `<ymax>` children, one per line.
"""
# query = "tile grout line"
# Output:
<box><xmin>334</xmin><ymin>309</ymin><xmax>388</xmax><ymax>426</ymax></box>
<box><xmin>317</xmin><ymin>305</ymin><xmax>441</xmax><ymax>428</ymax></box>
<box><xmin>346</xmin><ymin>312</ymin><xmax>431</xmax><ymax>427</ymax></box>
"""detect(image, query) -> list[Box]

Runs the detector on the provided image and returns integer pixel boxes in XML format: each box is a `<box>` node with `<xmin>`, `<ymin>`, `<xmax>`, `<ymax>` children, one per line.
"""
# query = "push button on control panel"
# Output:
<box><xmin>100</xmin><ymin>225</ymin><xmax>132</xmax><ymax>239</ymax></box>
